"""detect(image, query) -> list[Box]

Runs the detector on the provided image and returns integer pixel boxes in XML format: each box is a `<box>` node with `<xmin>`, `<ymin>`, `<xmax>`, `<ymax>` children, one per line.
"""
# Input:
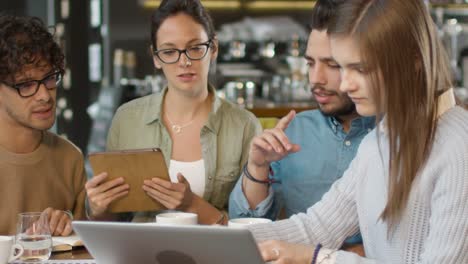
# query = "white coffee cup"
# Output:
<box><xmin>155</xmin><ymin>212</ymin><xmax>198</xmax><ymax>225</ymax></box>
<box><xmin>0</xmin><ymin>236</ymin><xmax>24</xmax><ymax>264</ymax></box>
<box><xmin>228</xmin><ymin>218</ymin><xmax>272</xmax><ymax>229</ymax></box>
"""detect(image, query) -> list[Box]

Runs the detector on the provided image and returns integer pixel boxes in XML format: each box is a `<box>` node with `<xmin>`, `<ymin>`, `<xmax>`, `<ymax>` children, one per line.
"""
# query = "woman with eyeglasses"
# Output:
<box><xmin>85</xmin><ymin>0</ymin><xmax>261</xmax><ymax>225</ymax></box>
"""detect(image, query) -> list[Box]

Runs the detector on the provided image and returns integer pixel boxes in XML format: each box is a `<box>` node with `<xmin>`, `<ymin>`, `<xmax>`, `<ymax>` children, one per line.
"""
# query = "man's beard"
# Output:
<box><xmin>312</xmin><ymin>86</ymin><xmax>356</xmax><ymax>117</ymax></box>
<box><xmin>319</xmin><ymin>102</ymin><xmax>356</xmax><ymax>117</ymax></box>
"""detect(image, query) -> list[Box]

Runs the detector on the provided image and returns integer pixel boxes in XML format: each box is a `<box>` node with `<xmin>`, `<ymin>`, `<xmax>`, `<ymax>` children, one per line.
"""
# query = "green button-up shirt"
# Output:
<box><xmin>106</xmin><ymin>86</ymin><xmax>261</xmax><ymax>220</ymax></box>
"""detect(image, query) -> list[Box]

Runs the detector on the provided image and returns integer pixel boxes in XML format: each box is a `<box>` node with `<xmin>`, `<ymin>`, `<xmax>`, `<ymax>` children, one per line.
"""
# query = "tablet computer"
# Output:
<box><xmin>88</xmin><ymin>148</ymin><xmax>170</xmax><ymax>213</ymax></box>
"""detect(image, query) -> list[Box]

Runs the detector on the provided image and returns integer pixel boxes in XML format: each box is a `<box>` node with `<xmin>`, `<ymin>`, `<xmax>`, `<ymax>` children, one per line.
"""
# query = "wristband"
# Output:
<box><xmin>243</xmin><ymin>163</ymin><xmax>280</xmax><ymax>185</ymax></box>
<box><xmin>311</xmin><ymin>243</ymin><xmax>322</xmax><ymax>264</ymax></box>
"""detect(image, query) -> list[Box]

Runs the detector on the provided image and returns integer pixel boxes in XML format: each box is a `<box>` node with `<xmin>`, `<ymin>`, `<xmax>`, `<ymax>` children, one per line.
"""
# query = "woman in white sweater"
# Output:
<box><xmin>248</xmin><ymin>0</ymin><xmax>468</xmax><ymax>263</ymax></box>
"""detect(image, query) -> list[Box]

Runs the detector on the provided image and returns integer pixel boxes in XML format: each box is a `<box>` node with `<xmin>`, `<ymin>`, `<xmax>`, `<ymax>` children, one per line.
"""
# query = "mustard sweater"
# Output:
<box><xmin>0</xmin><ymin>131</ymin><xmax>86</xmax><ymax>235</ymax></box>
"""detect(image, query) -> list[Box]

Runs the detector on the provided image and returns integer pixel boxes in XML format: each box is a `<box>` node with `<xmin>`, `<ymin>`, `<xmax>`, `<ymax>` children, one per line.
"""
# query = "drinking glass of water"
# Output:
<box><xmin>15</xmin><ymin>212</ymin><xmax>52</xmax><ymax>261</ymax></box>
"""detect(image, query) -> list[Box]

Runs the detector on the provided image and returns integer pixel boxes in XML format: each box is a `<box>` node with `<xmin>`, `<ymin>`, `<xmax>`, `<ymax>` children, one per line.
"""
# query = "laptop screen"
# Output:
<box><xmin>72</xmin><ymin>221</ymin><xmax>266</xmax><ymax>264</ymax></box>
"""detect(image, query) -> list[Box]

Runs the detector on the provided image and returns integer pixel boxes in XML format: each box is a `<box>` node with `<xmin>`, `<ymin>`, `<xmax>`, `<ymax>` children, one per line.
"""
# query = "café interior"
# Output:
<box><xmin>1</xmin><ymin>0</ymin><xmax>467</xmax><ymax>263</ymax></box>
<box><xmin>4</xmin><ymin>0</ymin><xmax>466</xmax><ymax>154</ymax></box>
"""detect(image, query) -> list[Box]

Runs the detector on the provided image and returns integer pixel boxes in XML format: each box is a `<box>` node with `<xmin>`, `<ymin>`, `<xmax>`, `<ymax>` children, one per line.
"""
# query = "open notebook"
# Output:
<box><xmin>52</xmin><ymin>235</ymin><xmax>84</xmax><ymax>252</ymax></box>
<box><xmin>12</xmin><ymin>261</ymin><xmax>95</xmax><ymax>264</ymax></box>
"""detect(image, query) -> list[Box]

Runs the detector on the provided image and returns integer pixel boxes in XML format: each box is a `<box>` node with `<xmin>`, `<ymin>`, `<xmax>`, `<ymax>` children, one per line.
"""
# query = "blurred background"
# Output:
<box><xmin>2</xmin><ymin>0</ymin><xmax>468</xmax><ymax>155</ymax></box>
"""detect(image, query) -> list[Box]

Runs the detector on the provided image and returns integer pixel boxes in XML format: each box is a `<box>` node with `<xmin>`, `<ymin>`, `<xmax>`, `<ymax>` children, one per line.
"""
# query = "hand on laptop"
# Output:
<box><xmin>248</xmin><ymin>110</ymin><xmax>301</xmax><ymax>173</ymax></box>
<box><xmin>85</xmin><ymin>172</ymin><xmax>130</xmax><ymax>217</ymax></box>
<box><xmin>43</xmin><ymin>207</ymin><xmax>73</xmax><ymax>236</ymax></box>
<box><xmin>258</xmin><ymin>240</ymin><xmax>313</xmax><ymax>264</ymax></box>
<box><xmin>143</xmin><ymin>173</ymin><xmax>194</xmax><ymax>210</ymax></box>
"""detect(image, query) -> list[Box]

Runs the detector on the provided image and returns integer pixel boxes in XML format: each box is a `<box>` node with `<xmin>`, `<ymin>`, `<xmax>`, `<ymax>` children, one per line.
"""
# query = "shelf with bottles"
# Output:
<box><xmin>430</xmin><ymin>3</ymin><xmax>468</xmax><ymax>16</ymax></box>
<box><xmin>139</xmin><ymin>0</ymin><xmax>315</xmax><ymax>10</ymax></box>
<box><xmin>430</xmin><ymin>3</ymin><xmax>468</xmax><ymax>8</ymax></box>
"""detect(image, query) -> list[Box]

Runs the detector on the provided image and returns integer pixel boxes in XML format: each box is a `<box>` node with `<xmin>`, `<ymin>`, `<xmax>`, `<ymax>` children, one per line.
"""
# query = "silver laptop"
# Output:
<box><xmin>72</xmin><ymin>221</ymin><xmax>266</xmax><ymax>264</ymax></box>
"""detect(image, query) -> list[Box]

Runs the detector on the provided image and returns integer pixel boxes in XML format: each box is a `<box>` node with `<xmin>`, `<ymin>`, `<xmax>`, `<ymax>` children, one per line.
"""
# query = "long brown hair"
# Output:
<box><xmin>328</xmin><ymin>0</ymin><xmax>452</xmax><ymax>229</ymax></box>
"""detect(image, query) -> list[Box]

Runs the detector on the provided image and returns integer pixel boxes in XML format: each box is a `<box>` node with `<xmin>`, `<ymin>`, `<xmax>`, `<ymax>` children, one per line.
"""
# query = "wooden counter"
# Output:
<box><xmin>246</xmin><ymin>99</ymin><xmax>317</xmax><ymax>118</ymax></box>
<box><xmin>246</xmin><ymin>99</ymin><xmax>468</xmax><ymax>118</ymax></box>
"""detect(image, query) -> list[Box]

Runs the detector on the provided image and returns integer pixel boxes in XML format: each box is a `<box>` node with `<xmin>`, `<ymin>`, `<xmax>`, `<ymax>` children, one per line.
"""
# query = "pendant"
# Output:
<box><xmin>172</xmin><ymin>125</ymin><xmax>181</xmax><ymax>134</ymax></box>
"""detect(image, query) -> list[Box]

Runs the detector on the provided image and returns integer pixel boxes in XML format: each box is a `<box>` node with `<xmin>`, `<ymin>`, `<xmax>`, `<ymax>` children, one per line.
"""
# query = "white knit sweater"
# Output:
<box><xmin>249</xmin><ymin>106</ymin><xmax>468</xmax><ymax>264</ymax></box>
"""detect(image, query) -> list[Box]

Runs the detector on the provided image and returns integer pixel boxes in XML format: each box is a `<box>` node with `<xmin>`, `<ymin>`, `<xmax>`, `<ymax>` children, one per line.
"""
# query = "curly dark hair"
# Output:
<box><xmin>0</xmin><ymin>14</ymin><xmax>64</xmax><ymax>82</ymax></box>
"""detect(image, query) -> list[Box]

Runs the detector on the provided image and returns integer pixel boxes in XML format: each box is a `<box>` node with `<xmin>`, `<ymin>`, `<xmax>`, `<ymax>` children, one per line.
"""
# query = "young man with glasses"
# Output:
<box><xmin>0</xmin><ymin>14</ymin><xmax>86</xmax><ymax>236</ymax></box>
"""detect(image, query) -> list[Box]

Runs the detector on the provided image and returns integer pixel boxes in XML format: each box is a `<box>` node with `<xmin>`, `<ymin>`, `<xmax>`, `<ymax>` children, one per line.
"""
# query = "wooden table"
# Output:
<box><xmin>50</xmin><ymin>243</ymin><xmax>365</xmax><ymax>261</ymax></box>
<box><xmin>51</xmin><ymin>247</ymin><xmax>93</xmax><ymax>260</ymax></box>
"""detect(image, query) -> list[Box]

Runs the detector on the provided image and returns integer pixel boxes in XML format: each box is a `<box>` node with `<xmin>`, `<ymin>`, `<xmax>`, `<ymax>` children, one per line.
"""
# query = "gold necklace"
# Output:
<box><xmin>165</xmin><ymin>113</ymin><xmax>195</xmax><ymax>134</ymax></box>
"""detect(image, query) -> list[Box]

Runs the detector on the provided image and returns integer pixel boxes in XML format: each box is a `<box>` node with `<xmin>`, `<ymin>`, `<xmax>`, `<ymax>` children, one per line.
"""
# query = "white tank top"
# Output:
<box><xmin>168</xmin><ymin>159</ymin><xmax>206</xmax><ymax>197</ymax></box>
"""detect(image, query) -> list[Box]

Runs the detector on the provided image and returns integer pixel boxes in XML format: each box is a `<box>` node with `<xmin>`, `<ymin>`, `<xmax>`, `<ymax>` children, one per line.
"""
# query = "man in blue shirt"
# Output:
<box><xmin>229</xmin><ymin>0</ymin><xmax>375</xmax><ymax>242</ymax></box>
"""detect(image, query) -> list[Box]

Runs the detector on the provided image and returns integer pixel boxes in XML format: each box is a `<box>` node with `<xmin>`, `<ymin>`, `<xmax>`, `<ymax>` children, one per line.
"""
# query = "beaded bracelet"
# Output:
<box><xmin>243</xmin><ymin>163</ymin><xmax>280</xmax><ymax>185</ymax></box>
<box><xmin>311</xmin><ymin>243</ymin><xmax>322</xmax><ymax>264</ymax></box>
<box><xmin>64</xmin><ymin>210</ymin><xmax>74</xmax><ymax>220</ymax></box>
<box><xmin>317</xmin><ymin>249</ymin><xmax>335</xmax><ymax>264</ymax></box>
<box><xmin>214</xmin><ymin>212</ymin><xmax>226</xmax><ymax>225</ymax></box>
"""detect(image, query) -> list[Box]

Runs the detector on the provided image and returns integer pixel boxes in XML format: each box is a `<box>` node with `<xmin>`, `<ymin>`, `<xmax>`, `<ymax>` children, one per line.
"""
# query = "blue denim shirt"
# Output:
<box><xmin>229</xmin><ymin>110</ymin><xmax>375</xmax><ymax>231</ymax></box>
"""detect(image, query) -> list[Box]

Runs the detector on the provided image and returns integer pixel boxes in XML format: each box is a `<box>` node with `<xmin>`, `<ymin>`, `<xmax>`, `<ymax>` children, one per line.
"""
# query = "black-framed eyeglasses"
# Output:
<box><xmin>153</xmin><ymin>40</ymin><xmax>212</xmax><ymax>64</ymax></box>
<box><xmin>1</xmin><ymin>70</ymin><xmax>63</xmax><ymax>98</ymax></box>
